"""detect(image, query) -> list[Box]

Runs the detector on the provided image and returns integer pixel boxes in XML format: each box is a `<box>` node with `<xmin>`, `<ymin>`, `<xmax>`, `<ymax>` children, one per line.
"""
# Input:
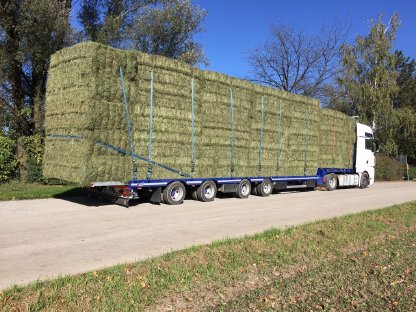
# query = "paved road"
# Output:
<box><xmin>1</xmin><ymin>182</ymin><xmax>415</xmax><ymax>289</ymax></box>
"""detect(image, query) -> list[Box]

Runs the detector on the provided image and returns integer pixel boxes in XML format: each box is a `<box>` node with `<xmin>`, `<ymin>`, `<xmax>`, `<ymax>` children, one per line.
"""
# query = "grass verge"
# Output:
<box><xmin>1</xmin><ymin>201</ymin><xmax>415</xmax><ymax>311</ymax></box>
<box><xmin>0</xmin><ymin>182</ymin><xmax>82</xmax><ymax>201</ymax></box>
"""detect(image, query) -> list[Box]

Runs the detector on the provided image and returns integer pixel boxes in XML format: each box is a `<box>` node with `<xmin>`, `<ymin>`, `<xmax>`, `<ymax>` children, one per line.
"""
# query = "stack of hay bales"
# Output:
<box><xmin>318</xmin><ymin>109</ymin><xmax>355</xmax><ymax>168</ymax></box>
<box><xmin>43</xmin><ymin>42</ymin><xmax>355</xmax><ymax>184</ymax></box>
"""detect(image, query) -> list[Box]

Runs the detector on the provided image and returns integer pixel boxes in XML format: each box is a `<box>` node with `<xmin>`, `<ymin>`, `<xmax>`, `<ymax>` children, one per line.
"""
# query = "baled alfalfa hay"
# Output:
<box><xmin>43</xmin><ymin>42</ymin><xmax>355</xmax><ymax>185</ymax></box>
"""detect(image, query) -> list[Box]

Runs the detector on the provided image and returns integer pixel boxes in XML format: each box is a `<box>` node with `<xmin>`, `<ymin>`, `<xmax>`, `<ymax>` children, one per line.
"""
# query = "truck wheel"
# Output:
<box><xmin>162</xmin><ymin>181</ymin><xmax>186</xmax><ymax>205</ymax></box>
<box><xmin>236</xmin><ymin>179</ymin><xmax>251</xmax><ymax>199</ymax></box>
<box><xmin>324</xmin><ymin>174</ymin><xmax>337</xmax><ymax>191</ymax></box>
<box><xmin>256</xmin><ymin>179</ymin><xmax>273</xmax><ymax>197</ymax></box>
<box><xmin>360</xmin><ymin>172</ymin><xmax>370</xmax><ymax>189</ymax></box>
<box><xmin>196</xmin><ymin>180</ymin><xmax>217</xmax><ymax>202</ymax></box>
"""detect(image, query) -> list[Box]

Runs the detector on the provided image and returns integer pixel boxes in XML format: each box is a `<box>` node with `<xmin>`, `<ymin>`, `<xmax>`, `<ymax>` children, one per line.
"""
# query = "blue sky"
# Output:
<box><xmin>193</xmin><ymin>0</ymin><xmax>416</xmax><ymax>78</ymax></box>
<box><xmin>70</xmin><ymin>0</ymin><xmax>416</xmax><ymax>78</ymax></box>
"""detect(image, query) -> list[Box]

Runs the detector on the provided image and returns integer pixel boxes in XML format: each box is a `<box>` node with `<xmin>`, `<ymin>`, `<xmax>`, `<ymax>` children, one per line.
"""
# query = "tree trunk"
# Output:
<box><xmin>32</xmin><ymin>68</ymin><xmax>47</xmax><ymax>135</ymax></box>
<box><xmin>3</xmin><ymin>0</ymin><xmax>31</xmax><ymax>180</ymax></box>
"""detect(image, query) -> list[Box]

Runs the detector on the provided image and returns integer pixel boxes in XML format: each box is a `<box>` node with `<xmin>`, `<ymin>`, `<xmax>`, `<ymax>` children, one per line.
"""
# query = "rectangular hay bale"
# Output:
<box><xmin>43</xmin><ymin>42</ymin><xmax>355</xmax><ymax>184</ymax></box>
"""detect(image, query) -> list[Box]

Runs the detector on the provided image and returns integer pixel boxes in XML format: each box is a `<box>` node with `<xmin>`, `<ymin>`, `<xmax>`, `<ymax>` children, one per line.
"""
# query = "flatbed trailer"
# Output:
<box><xmin>86</xmin><ymin>167</ymin><xmax>367</xmax><ymax>207</ymax></box>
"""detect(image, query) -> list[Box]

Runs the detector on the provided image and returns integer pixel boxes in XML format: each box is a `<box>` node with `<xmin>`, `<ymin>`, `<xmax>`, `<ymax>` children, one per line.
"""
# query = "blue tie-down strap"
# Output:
<box><xmin>47</xmin><ymin>134</ymin><xmax>190</xmax><ymax>178</ymax></box>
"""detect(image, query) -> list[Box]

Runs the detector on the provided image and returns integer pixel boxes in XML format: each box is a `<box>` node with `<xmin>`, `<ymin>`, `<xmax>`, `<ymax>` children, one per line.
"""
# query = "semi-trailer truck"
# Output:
<box><xmin>88</xmin><ymin>121</ymin><xmax>377</xmax><ymax>207</ymax></box>
<box><xmin>43</xmin><ymin>43</ymin><xmax>378</xmax><ymax>207</ymax></box>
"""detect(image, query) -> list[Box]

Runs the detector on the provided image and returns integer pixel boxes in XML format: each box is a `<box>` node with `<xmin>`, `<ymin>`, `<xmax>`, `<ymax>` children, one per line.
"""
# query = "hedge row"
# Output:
<box><xmin>0</xmin><ymin>135</ymin><xmax>44</xmax><ymax>183</ymax></box>
<box><xmin>375</xmin><ymin>155</ymin><xmax>406</xmax><ymax>181</ymax></box>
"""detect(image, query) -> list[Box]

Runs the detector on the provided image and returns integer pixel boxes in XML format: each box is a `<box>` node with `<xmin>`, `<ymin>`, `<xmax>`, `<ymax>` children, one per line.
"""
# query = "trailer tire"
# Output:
<box><xmin>324</xmin><ymin>173</ymin><xmax>337</xmax><ymax>191</ymax></box>
<box><xmin>162</xmin><ymin>181</ymin><xmax>186</xmax><ymax>205</ymax></box>
<box><xmin>191</xmin><ymin>188</ymin><xmax>198</xmax><ymax>200</ymax></box>
<box><xmin>236</xmin><ymin>179</ymin><xmax>251</xmax><ymax>199</ymax></box>
<box><xmin>196</xmin><ymin>180</ymin><xmax>217</xmax><ymax>202</ymax></box>
<box><xmin>360</xmin><ymin>172</ymin><xmax>370</xmax><ymax>189</ymax></box>
<box><xmin>256</xmin><ymin>179</ymin><xmax>273</xmax><ymax>197</ymax></box>
<box><xmin>251</xmin><ymin>184</ymin><xmax>258</xmax><ymax>196</ymax></box>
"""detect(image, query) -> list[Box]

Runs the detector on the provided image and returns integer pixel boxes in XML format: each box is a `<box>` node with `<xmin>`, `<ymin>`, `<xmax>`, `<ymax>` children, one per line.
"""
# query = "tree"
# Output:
<box><xmin>393</xmin><ymin>51</ymin><xmax>416</xmax><ymax>163</ymax></box>
<box><xmin>0</xmin><ymin>0</ymin><xmax>71</xmax><ymax>180</ymax></box>
<box><xmin>335</xmin><ymin>14</ymin><xmax>402</xmax><ymax>156</ymax></box>
<box><xmin>77</xmin><ymin>0</ymin><xmax>207</xmax><ymax>65</ymax></box>
<box><xmin>394</xmin><ymin>50</ymin><xmax>416</xmax><ymax>109</ymax></box>
<box><xmin>132</xmin><ymin>0</ymin><xmax>207</xmax><ymax>65</ymax></box>
<box><xmin>249</xmin><ymin>21</ymin><xmax>348</xmax><ymax>104</ymax></box>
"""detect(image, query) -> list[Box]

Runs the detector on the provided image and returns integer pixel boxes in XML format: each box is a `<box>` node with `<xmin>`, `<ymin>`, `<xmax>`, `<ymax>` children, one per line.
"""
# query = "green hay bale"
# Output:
<box><xmin>43</xmin><ymin>41</ymin><xmax>356</xmax><ymax>184</ymax></box>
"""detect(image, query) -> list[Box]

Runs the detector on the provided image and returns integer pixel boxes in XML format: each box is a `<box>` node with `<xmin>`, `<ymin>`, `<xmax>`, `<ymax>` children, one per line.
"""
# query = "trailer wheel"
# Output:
<box><xmin>191</xmin><ymin>187</ymin><xmax>198</xmax><ymax>200</ymax></box>
<box><xmin>236</xmin><ymin>179</ymin><xmax>251</xmax><ymax>199</ymax></box>
<box><xmin>251</xmin><ymin>184</ymin><xmax>258</xmax><ymax>196</ymax></box>
<box><xmin>324</xmin><ymin>174</ymin><xmax>337</xmax><ymax>191</ymax></box>
<box><xmin>162</xmin><ymin>181</ymin><xmax>186</xmax><ymax>205</ymax></box>
<box><xmin>360</xmin><ymin>172</ymin><xmax>370</xmax><ymax>189</ymax></box>
<box><xmin>196</xmin><ymin>180</ymin><xmax>217</xmax><ymax>202</ymax></box>
<box><xmin>256</xmin><ymin>179</ymin><xmax>273</xmax><ymax>197</ymax></box>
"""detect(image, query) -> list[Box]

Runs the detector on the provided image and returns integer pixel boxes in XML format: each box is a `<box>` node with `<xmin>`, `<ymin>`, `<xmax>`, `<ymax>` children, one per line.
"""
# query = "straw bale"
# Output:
<box><xmin>43</xmin><ymin>42</ymin><xmax>356</xmax><ymax>184</ymax></box>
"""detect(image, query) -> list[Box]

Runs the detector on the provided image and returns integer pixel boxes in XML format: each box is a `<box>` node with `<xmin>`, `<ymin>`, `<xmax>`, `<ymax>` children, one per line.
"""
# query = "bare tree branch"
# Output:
<box><xmin>249</xmin><ymin>20</ymin><xmax>349</xmax><ymax>104</ymax></box>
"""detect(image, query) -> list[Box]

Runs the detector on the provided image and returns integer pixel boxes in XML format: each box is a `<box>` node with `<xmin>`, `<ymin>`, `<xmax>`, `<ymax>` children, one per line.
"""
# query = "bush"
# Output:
<box><xmin>0</xmin><ymin>136</ymin><xmax>17</xmax><ymax>183</ymax></box>
<box><xmin>375</xmin><ymin>155</ymin><xmax>405</xmax><ymax>181</ymax></box>
<box><xmin>407</xmin><ymin>166</ymin><xmax>416</xmax><ymax>180</ymax></box>
<box><xmin>21</xmin><ymin>134</ymin><xmax>45</xmax><ymax>183</ymax></box>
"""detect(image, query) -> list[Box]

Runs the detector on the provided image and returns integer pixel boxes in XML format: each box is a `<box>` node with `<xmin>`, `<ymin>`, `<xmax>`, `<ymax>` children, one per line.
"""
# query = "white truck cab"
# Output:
<box><xmin>324</xmin><ymin>122</ymin><xmax>377</xmax><ymax>190</ymax></box>
<box><xmin>355</xmin><ymin>122</ymin><xmax>376</xmax><ymax>187</ymax></box>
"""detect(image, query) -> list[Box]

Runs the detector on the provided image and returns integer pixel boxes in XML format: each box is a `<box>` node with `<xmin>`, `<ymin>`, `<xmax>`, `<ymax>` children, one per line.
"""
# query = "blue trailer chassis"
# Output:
<box><xmin>128</xmin><ymin>168</ymin><xmax>354</xmax><ymax>190</ymax></box>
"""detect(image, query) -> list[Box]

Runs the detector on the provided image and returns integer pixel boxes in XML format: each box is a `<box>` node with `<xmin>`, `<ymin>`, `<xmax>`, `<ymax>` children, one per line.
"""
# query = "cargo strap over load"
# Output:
<box><xmin>47</xmin><ymin>134</ymin><xmax>191</xmax><ymax>178</ymax></box>
<box><xmin>191</xmin><ymin>78</ymin><xmax>196</xmax><ymax>176</ymax></box>
<box><xmin>276</xmin><ymin>104</ymin><xmax>282</xmax><ymax>174</ymax></box>
<box><xmin>120</xmin><ymin>67</ymin><xmax>137</xmax><ymax>180</ymax></box>
<box><xmin>147</xmin><ymin>70</ymin><xmax>154</xmax><ymax>180</ymax></box>
<box><xmin>230</xmin><ymin>87</ymin><xmax>235</xmax><ymax>177</ymax></box>
<box><xmin>258</xmin><ymin>96</ymin><xmax>264</xmax><ymax>174</ymax></box>
<box><xmin>304</xmin><ymin>108</ymin><xmax>309</xmax><ymax>176</ymax></box>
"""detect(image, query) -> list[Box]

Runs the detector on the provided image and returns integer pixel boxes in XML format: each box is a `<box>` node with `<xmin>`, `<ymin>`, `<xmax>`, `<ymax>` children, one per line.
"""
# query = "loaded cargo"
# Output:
<box><xmin>43</xmin><ymin>42</ymin><xmax>377</xmax><ymax>206</ymax></box>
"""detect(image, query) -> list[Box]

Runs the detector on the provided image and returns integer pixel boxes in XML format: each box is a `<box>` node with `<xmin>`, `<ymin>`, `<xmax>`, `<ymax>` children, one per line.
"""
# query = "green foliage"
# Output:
<box><xmin>21</xmin><ymin>134</ymin><xmax>45</xmax><ymax>183</ymax></box>
<box><xmin>337</xmin><ymin>14</ymin><xmax>401</xmax><ymax>156</ymax></box>
<box><xmin>393</xmin><ymin>51</ymin><xmax>416</xmax><ymax>162</ymax></box>
<box><xmin>77</xmin><ymin>0</ymin><xmax>207</xmax><ymax>65</ymax></box>
<box><xmin>133</xmin><ymin>0</ymin><xmax>208</xmax><ymax>65</ymax></box>
<box><xmin>0</xmin><ymin>136</ymin><xmax>17</xmax><ymax>183</ymax></box>
<box><xmin>407</xmin><ymin>166</ymin><xmax>416</xmax><ymax>180</ymax></box>
<box><xmin>394</xmin><ymin>50</ymin><xmax>416</xmax><ymax>110</ymax></box>
<box><xmin>1</xmin><ymin>0</ymin><xmax>71</xmax><ymax>181</ymax></box>
<box><xmin>375</xmin><ymin>155</ymin><xmax>405</xmax><ymax>181</ymax></box>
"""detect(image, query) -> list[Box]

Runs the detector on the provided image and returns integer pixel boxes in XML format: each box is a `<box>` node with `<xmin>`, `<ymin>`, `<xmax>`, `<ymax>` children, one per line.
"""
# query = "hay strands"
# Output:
<box><xmin>47</xmin><ymin>134</ymin><xmax>191</xmax><ymax>178</ymax></box>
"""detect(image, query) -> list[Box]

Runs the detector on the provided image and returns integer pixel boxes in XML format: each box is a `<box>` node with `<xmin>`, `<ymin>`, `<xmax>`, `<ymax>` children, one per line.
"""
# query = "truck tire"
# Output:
<box><xmin>255</xmin><ymin>179</ymin><xmax>273</xmax><ymax>197</ymax></box>
<box><xmin>324</xmin><ymin>173</ymin><xmax>337</xmax><ymax>191</ymax></box>
<box><xmin>236</xmin><ymin>179</ymin><xmax>251</xmax><ymax>199</ymax></box>
<box><xmin>360</xmin><ymin>172</ymin><xmax>370</xmax><ymax>189</ymax></box>
<box><xmin>162</xmin><ymin>181</ymin><xmax>186</xmax><ymax>205</ymax></box>
<box><xmin>196</xmin><ymin>180</ymin><xmax>217</xmax><ymax>202</ymax></box>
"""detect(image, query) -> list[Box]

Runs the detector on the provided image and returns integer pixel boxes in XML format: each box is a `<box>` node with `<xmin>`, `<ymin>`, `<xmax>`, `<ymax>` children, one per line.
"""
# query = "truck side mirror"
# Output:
<box><xmin>374</xmin><ymin>140</ymin><xmax>380</xmax><ymax>153</ymax></box>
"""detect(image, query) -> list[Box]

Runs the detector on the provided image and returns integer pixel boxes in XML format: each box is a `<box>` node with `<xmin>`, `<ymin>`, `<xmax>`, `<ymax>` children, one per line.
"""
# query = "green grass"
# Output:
<box><xmin>1</xmin><ymin>201</ymin><xmax>415</xmax><ymax>311</ymax></box>
<box><xmin>0</xmin><ymin>182</ymin><xmax>83</xmax><ymax>201</ymax></box>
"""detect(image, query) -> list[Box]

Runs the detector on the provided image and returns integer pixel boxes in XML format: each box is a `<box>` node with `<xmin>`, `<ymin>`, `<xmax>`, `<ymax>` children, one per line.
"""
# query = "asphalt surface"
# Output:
<box><xmin>1</xmin><ymin>182</ymin><xmax>415</xmax><ymax>289</ymax></box>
